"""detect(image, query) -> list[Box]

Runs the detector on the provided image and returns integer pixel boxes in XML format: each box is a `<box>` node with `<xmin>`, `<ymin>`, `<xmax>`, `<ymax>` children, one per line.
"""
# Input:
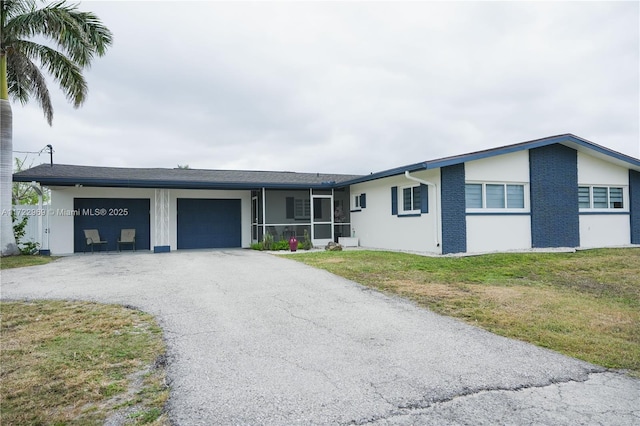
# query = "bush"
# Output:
<box><xmin>250</xmin><ymin>235</ymin><xmax>291</xmax><ymax>251</ymax></box>
<box><xmin>299</xmin><ymin>229</ymin><xmax>313</xmax><ymax>250</ymax></box>
<box><xmin>272</xmin><ymin>239</ymin><xmax>290</xmax><ymax>251</ymax></box>
<box><xmin>12</xmin><ymin>210</ymin><xmax>39</xmax><ymax>255</ymax></box>
<box><xmin>262</xmin><ymin>233</ymin><xmax>274</xmax><ymax>250</ymax></box>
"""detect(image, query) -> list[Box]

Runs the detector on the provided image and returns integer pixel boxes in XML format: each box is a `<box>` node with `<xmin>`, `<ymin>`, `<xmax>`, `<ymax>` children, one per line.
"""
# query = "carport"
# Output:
<box><xmin>73</xmin><ymin>198</ymin><xmax>150</xmax><ymax>252</ymax></box>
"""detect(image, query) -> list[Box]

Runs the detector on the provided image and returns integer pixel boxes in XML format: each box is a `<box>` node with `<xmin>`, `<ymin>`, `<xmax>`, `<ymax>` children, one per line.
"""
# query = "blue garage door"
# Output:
<box><xmin>177</xmin><ymin>199</ymin><xmax>241</xmax><ymax>249</ymax></box>
<box><xmin>74</xmin><ymin>198</ymin><xmax>150</xmax><ymax>252</ymax></box>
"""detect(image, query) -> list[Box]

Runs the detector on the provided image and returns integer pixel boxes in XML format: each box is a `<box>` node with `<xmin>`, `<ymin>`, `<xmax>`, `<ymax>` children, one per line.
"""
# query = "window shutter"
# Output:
<box><xmin>286</xmin><ymin>197</ymin><xmax>294</xmax><ymax>219</ymax></box>
<box><xmin>391</xmin><ymin>186</ymin><xmax>398</xmax><ymax>215</ymax></box>
<box><xmin>360</xmin><ymin>193</ymin><xmax>366</xmax><ymax>208</ymax></box>
<box><xmin>420</xmin><ymin>184</ymin><xmax>429</xmax><ymax>213</ymax></box>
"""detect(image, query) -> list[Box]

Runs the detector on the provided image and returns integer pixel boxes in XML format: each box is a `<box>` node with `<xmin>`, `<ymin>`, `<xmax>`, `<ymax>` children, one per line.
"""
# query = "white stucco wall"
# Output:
<box><xmin>464</xmin><ymin>150</ymin><xmax>532</xmax><ymax>253</ymax></box>
<box><xmin>579</xmin><ymin>215</ymin><xmax>630</xmax><ymax>248</ymax></box>
<box><xmin>466</xmin><ymin>215</ymin><xmax>532</xmax><ymax>253</ymax></box>
<box><xmin>464</xmin><ymin>150</ymin><xmax>530</xmax><ymax>182</ymax></box>
<box><xmin>48</xmin><ymin>187</ymin><xmax>252</xmax><ymax>254</ymax></box>
<box><xmin>577</xmin><ymin>151</ymin><xmax>631</xmax><ymax>247</ymax></box>
<box><xmin>349</xmin><ymin>169</ymin><xmax>441</xmax><ymax>253</ymax></box>
<box><xmin>578</xmin><ymin>151</ymin><xmax>629</xmax><ymax>185</ymax></box>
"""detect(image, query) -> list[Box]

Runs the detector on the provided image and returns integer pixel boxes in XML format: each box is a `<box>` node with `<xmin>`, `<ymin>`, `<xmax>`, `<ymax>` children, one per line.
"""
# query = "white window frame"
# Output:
<box><xmin>465</xmin><ymin>182</ymin><xmax>529</xmax><ymax>213</ymax></box>
<box><xmin>578</xmin><ymin>185</ymin><xmax>627</xmax><ymax>212</ymax></box>
<box><xmin>400</xmin><ymin>184</ymin><xmax>421</xmax><ymax>215</ymax></box>
<box><xmin>353</xmin><ymin>194</ymin><xmax>361</xmax><ymax>210</ymax></box>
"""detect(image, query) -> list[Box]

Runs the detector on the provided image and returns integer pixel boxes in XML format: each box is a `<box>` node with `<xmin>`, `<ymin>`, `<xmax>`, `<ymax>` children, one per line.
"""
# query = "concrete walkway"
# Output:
<box><xmin>2</xmin><ymin>250</ymin><xmax>638</xmax><ymax>425</ymax></box>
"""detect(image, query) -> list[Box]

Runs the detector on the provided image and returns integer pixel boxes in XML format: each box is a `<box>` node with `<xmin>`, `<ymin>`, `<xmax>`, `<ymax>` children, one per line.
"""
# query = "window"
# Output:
<box><xmin>400</xmin><ymin>185</ymin><xmax>421</xmax><ymax>214</ymax></box>
<box><xmin>401</xmin><ymin>185</ymin><xmax>421</xmax><ymax>214</ymax></box>
<box><xmin>391</xmin><ymin>185</ymin><xmax>428</xmax><ymax>216</ymax></box>
<box><xmin>353</xmin><ymin>193</ymin><xmax>366</xmax><ymax>210</ymax></box>
<box><xmin>578</xmin><ymin>186</ymin><xmax>624</xmax><ymax>209</ymax></box>
<box><xmin>465</xmin><ymin>183</ymin><xmax>526</xmax><ymax>210</ymax></box>
<box><xmin>465</xmin><ymin>184</ymin><xmax>482</xmax><ymax>208</ymax></box>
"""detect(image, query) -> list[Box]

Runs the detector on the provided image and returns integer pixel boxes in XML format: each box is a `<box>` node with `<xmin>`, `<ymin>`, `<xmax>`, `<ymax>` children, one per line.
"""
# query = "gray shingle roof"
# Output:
<box><xmin>13</xmin><ymin>164</ymin><xmax>363</xmax><ymax>189</ymax></box>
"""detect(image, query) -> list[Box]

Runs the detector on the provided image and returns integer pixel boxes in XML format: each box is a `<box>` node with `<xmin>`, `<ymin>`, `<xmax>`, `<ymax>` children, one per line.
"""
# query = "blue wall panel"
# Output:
<box><xmin>177</xmin><ymin>199</ymin><xmax>241</xmax><ymax>249</ymax></box>
<box><xmin>630</xmin><ymin>170</ymin><xmax>640</xmax><ymax>244</ymax></box>
<box><xmin>529</xmin><ymin>145</ymin><xmax>579</xmax><ymax>248</ymax></box>
<box><xmin>73</xmin><ymin>198</ymin><xmax>150</xmax><ymax>252</ymax></box>
<box><xmin>440</xmin><ymin>164</ymin><xmax>466</xmax><ymax>254</ymax></box>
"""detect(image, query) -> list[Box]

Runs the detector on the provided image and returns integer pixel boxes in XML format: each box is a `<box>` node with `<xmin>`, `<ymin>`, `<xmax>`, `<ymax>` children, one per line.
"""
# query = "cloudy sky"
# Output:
<box><xmin>12</xmin><ymin>0</ymin><xmax>640</xmax><ymax>175</ymax></box>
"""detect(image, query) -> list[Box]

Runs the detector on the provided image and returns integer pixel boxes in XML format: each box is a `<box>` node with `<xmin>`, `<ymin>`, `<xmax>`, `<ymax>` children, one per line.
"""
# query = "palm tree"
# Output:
<box><xmin>1</xmin><ymin>0</ymin><xmax>112</xmax><ymax>256</ymax></box>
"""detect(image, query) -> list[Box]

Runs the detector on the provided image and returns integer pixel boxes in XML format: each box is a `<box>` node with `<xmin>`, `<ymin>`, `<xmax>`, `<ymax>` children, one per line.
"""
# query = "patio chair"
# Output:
<box><xmin>117</xmin><ymin>229</ymin><xmax>136</xmax><ymax>252</ymax></box>
<box><xmin>84</xmin><ymin>229</ymin><xmax>108</xmax><ymax>253</ymax></box>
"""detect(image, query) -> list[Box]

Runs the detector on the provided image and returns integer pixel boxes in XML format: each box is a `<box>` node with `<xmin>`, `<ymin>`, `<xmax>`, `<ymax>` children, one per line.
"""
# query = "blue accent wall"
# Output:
<box><xmin>73</xmin><ymin>198</ymin><xmax>151</xmax><ymax>252</ymax></box>
<box><xmin>630</xmin><ymin>170</ymin><xmax>640</xmax><ymax>244</ymax></box>
<box><xmin>440</xmin><ymin>164</ymin><xmax>466</xmax><ymax>254</ymax></box>
<box><xmin>529</xmin><ymin>145</ymin><xmax>579</xmax><ymax>248</ymax></box>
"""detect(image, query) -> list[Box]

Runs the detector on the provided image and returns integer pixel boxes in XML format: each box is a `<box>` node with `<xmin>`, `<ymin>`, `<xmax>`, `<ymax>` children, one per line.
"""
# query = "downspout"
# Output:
<box><xmin>404</xmin><ymin>171</ymin><xmax>440</xmax><ymax>248</ymax></box>
<box><xmin>261</xmin><ymin>187</ymin><xmax>266</xmax><ymax>241</ymax></box>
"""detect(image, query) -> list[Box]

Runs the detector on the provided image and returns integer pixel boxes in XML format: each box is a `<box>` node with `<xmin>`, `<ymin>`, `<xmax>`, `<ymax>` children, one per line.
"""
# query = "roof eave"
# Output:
<box><xmin>12</xmin><ymin>176</ymin><xmax>347</xmax><ymax>190</ymax></box>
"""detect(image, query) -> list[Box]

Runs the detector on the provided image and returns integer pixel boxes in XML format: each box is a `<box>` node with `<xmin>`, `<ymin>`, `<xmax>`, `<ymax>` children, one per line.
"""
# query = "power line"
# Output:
<box><xmin>13</xmin><ymin>145</ymin><xmax>52</xmax><ymax>155</ymax></box>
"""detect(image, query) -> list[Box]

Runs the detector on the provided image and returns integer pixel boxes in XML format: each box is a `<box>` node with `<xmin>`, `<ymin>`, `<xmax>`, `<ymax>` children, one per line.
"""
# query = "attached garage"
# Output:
<box><xmin>177</xmin><ymin>198</ymin><xmax>242</xmax><ymax>249</ymax></box>
<box><xmin>73</xmin><ymin>198</ymin><xmax>151</xmax><ymax>252</ymax></box>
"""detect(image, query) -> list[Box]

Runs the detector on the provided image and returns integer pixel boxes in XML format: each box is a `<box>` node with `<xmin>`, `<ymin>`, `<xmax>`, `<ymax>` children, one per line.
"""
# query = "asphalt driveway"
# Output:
<box><xmin>2</xmin><ymin>250</ymin><xmax>639</xmax><ymax>425</ymax></box>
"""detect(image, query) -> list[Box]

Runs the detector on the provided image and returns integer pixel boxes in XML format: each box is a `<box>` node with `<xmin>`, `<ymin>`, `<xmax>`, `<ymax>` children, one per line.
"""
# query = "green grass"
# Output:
<box><xmin>0</xmin><ymin>254</ymin><xmax>57</xmax><ymax>269</ymax></box>
<box><xmin>0</xmin><ymin>301</ymin><xmax>169</xmax><ymax>425</ymax></box>
<box><xmin>287</xmin><ymin>248</ymin><xmax>640</xmax><ymax>376</ymax></box>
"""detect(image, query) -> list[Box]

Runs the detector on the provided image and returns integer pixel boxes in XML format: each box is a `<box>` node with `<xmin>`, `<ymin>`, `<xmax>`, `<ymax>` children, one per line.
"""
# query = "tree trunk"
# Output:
<box><xmin>1</xmin><ymin>98</ymin><xmax>19</xmax><ymax>256</ymax></box>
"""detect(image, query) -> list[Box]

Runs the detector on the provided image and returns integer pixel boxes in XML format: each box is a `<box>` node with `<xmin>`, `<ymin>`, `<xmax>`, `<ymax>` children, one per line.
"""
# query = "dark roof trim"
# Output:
<box><xmin>340</xmin><ymin>134</ymin><xmax>640</xmax><ymax>186</ymax></box>
<box><xmin>11</xmin><ymin>176</ymin><xmax>340</xmax><ymax>190</ymax></box>
<box><xmin>334</xmin><ymin>161</ymin><xmax>429</xmax><ymax>186</ymax></box>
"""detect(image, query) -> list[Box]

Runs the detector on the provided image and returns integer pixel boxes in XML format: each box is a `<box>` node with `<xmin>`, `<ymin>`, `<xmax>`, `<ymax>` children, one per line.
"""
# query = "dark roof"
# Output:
<box><xmin>341</xmin><ymin>133</ymin><xmax>640</xmax><ymax>185</ymax></box>
<box><xmin>14</xmin><ymin>134</ymin><xmax>640</xmax><ymax>189</ymax></box>
<box><xmin>13</xmin><ymin>164</ymin><xmax>363</xmax><ymax>190</ymax></box>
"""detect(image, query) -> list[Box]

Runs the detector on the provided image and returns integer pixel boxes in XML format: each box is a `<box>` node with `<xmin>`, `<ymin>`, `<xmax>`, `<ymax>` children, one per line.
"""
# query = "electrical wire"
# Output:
<box><xmin>12</xmin><ymin>145</ymin><xmax>53</xmax><ymax>155</ymax></box>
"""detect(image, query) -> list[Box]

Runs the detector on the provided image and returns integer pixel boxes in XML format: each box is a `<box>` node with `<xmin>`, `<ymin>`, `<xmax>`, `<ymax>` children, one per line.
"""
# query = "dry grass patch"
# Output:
<box><xmin>1</xmin><ymin>255</ymin><xmax>57</xmax><ymax>270</ymax></box>
<box><xmin>288</xmin><ymin>248</ymin><xmax>640</xmax><ymax>376</ymax></box>
<box><xmin>0</xmin><ymin>301</ymin><xmax>169</xmax><ymax>425</ymax></box>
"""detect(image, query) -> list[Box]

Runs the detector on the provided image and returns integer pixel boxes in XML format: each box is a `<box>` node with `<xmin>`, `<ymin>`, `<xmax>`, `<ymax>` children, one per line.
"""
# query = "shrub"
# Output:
<box><xmin>12</xmin><ymin>210</ymin><xmax>39</xmax><ymax>255</ymax></box>
<box><xmin>272</xmin><ymin>239</ymin><xmax>290</xmax><ymax>251</ymax></box>
<box><xmin>262</xmin><ymin>233</ymin><xmax>274</xmax><ymax>250</ymax></box>
<box><xmin>299</xmin><ymin>229</ymin><xmax>313</xmax><ymax>250</ymax></box>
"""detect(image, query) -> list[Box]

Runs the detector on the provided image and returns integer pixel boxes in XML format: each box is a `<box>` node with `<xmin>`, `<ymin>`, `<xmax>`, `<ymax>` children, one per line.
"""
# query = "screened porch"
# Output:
<box><xmin>251</xmin><ymin>188</ymin><xmax>351</xmax><ymax>247</ymax></box>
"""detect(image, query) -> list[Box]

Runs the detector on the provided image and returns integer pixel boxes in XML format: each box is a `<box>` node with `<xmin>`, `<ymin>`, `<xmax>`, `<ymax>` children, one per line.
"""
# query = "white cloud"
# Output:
<box><xmin>11</xmin><ymin>0</ymin><xmax>639</xmax><ymax>175</ymax></box>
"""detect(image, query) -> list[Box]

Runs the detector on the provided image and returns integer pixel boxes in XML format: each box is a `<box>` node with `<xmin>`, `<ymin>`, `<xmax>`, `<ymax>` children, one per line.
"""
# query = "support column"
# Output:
<box><xmin>154</xmin><ymin>189</ymin><xmax>170</xmax><ymax>253</ymax></box>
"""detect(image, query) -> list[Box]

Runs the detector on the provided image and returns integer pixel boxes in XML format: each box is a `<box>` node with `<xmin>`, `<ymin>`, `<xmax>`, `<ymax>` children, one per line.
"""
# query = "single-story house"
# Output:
<box><xmin>13</xmin><ymin>134</ymin><xmax>640</xmax><ymax>255</ymax></box>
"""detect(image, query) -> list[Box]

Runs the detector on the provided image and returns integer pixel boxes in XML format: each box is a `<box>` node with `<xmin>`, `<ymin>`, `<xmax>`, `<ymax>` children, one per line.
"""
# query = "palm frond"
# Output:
<box><xmin>16</xmin><ymin>39</ymin><xmax>87</xmax><ymax>107</ymax></box>
<box><xmin>4</xmin><ymin>0</ymin><xmax>112</xmax><ymax>68</ymax></box>
<box><xmin>6</xmin><ymin>47</ymin><xmax>53</xmax><ymax>124</ymax></box>
<box><xmin>2</xmin><ymin>0</ymin><xmax>34</xmax><ymax>22</ymax></box>
<box><xmin>2</xmin><ymin>0</ymin><xmax>111</xmax><ymax>125</ymax></box>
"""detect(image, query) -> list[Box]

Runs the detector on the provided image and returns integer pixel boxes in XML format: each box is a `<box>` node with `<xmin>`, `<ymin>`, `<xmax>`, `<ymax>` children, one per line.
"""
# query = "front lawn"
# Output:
<box><xmin>0</xmin><ymin>301</ymin><xmax>169</xmax><ymax>425</ymax></box>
